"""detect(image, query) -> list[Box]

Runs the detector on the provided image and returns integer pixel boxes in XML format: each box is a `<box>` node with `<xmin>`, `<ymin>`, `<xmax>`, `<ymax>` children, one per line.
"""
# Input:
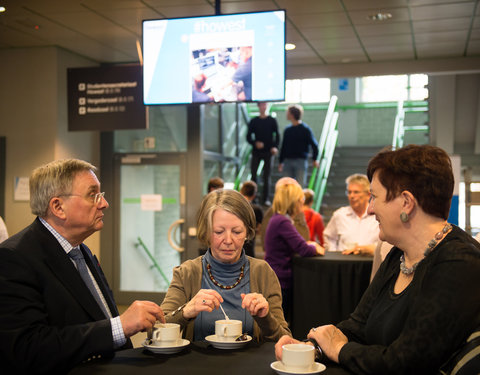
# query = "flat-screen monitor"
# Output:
<box><xmin>142</xmin><ymin>10</ymin><xmax>286</xmax><ymax>105</ymax></box>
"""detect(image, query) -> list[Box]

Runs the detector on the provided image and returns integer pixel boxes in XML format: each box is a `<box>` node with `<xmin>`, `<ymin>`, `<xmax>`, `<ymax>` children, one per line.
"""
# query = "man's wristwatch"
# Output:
<box><xmin>303</xmin><ymin>338</ymin><xmax>323</xmax><ymax>361</ymax></box>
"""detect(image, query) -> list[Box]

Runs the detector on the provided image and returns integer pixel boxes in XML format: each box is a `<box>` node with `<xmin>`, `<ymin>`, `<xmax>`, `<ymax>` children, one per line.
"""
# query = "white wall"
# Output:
<box><xmin>0</xmin><ymin>47</ymin><xmax>101</xmax><ymax>255</ymax></box>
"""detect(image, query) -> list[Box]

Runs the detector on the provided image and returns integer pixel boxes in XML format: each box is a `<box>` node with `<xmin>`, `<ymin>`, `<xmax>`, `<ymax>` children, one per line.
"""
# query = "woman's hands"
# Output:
<box><xmin>182</xmin><ymin>289</ymin><xmax>223</xmax><ymax>319</ymax></box>
<box><xmin>183</xmin><ymin>290</ymin><xmax>270</xmax><ymax>319</ymax></box>
<box><xmin>307</xmin><ymin>325</ymin><xmax>348</xmax><ymax>363</ymax></box>
<box><xmin>241</xmin><ymin>292</ymin><xmax>269</xmax><ymax>318</ymax></box>
<box><xmin>274</xmin><ymin>335</ymin><xmax>302</xmax><ymax>360</ymax></box>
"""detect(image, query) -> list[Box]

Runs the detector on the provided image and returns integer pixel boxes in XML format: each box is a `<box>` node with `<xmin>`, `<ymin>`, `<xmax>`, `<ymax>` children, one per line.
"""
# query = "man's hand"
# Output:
<box><xmin>255</xmin><ymin>141</ymin><xmax>264</xmax><ymax>150</ymax></box>
<box><xmin>120</xmin><ymin>300</ymin><xmax>165</xmax><ymax>338</ymax></box>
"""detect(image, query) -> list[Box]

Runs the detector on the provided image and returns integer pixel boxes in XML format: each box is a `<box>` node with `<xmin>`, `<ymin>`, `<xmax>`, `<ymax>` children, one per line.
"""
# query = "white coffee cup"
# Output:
<box><xmin>152</xmin><ymin>323</ymin><xmax>180</xmax><ymax>346</ymax></box>
<box><xmin>215</xmin><ymin>319</ymin><xmax>242</xmax><ymax>342</ymax></box>
<box><xmin>282</xmin><ymin>343</ymin><xmax>315</xmax><ymax>372</ymax></box>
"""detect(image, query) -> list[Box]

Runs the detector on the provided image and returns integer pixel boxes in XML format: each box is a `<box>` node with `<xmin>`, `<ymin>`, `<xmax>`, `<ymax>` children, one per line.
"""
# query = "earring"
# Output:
<box><xmin>400</xmin><ymin>212</ymin><xmax>409</xmax><ymax>223</ymax></box>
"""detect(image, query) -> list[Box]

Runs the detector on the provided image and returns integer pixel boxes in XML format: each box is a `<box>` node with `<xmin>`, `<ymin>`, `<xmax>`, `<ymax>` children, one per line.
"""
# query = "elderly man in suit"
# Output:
<box><xmin>0</xmin><ymin>159</ymin><xmax>164</xmax><ymax>374</ymax></box>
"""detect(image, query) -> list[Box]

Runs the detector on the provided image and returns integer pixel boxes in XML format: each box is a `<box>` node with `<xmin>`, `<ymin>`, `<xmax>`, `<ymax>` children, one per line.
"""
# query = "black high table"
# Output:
<box><xmin>68</xmin><ymin>341</ymin><xmax>353</xmax><ymax>375</ymax></box>
<box><xmin>292</xmin><ymin>252</ymin><xmax>373</xmax><ymax>338</ymax></box>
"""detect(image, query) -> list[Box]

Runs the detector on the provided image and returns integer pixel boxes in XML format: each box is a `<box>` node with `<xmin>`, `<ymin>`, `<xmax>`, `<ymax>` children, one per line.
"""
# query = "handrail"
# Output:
<box><xmin>308</xmin><ymin>96</ymin><xmax>339</xmax><ymax>209</ymax></box>
<box><xmin>233</xmin><ymin>104</ymin><xmax>253</xmax><ymax>190</ymax></box>
<box><xmin>134</xmin><ymin>236</ymin><xmax>170</xmax><ymax>286</ymax></box>
<box><xmin>392</xmin><ymin>100</ymin><xmax>405</xmax><ymax>150</ymax></box>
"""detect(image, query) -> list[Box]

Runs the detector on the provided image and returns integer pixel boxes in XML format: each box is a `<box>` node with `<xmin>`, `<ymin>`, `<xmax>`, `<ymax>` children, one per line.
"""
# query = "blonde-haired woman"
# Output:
<box><xmin>264</xmin><ymin>182</ymin><xmax>324</xmax><ymax>322</ymax></box>
<box><xmin>161</xmin><ymin>189</ymin><xmax>290</xmax><ymax>342</ymax></box>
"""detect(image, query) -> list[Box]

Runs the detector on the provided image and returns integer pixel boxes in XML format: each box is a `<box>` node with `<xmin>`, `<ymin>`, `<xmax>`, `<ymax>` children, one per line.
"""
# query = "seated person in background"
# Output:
<box><xmin>264</xmin><ymin>182</ymin><xmax>324</xmax><ymax>324</ymax></box>
<box><xmin>370</xmin><ymin>241</ymin><xmax>394</xmax><ymax>281</ymax></box>
<box><xmin>323</xmin><ymin>173</ymin><xmax>379</xmax><ymax>255</ymax></box>
<box><xmin>302</xmin><ymin>188</ymin><xmax>325</xmax><ymax>246</ymax></box>
<box><xmin>261</xmin><ymin>177</ymin><xmax>310</xmax><ymax>246</ymax></box>
<box><xmin>275</xmin><ymin>145</ymin><xmax>480</xmax><ymax>374</ymax></box>
<box><xmin>0</xmin><ymin>159</ymin><xmax>164</xmax><ymax>374</ymax></box>
<box><xmin>240</xmin><ymin>180</ymin><xmax>263</xmax><ymax>257</ymax></box>
<box><xmin>207</xmin><ymin>176</ymin><xmax>224</xmax><ymax>193</ymax></box>
<box><xmin>161</xmin><ymin>189</ymin><xmax>290</xmax><ymax>342</ymax></box>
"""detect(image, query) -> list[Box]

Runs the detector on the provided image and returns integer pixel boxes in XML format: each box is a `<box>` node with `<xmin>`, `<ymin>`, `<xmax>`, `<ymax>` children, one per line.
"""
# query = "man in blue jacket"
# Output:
<box><xmin>279</xmin><ymin>104</ymin><xmax>319</xmax><ymax>187</ymax></box>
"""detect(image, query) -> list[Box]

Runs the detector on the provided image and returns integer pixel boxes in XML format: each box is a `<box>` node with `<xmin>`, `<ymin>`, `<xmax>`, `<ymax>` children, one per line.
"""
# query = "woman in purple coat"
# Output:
<box><xmin>264</xmin><ymin>181</ymin><xmax>324</xmax><ymax>322</ymax></box>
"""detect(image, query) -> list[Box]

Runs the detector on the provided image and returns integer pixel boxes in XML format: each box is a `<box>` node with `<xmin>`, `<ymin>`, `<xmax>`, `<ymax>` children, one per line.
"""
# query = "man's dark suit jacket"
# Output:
<box><xmin>0</xmin><ymin>218</ymin><xmax>127</xmax><ymax>374</ymax></box>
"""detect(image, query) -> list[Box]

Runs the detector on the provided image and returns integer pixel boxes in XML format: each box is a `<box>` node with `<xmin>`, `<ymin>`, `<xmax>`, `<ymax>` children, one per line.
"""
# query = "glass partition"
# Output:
<box><xmin>114</xmin><ymin>105</ymin><xmax>187</xmax><ymax>153</ymax></box>
<box><xmin>119</xmin><ymin>160</ymin><xmax>184</xmax><ymax>293</ymax></box>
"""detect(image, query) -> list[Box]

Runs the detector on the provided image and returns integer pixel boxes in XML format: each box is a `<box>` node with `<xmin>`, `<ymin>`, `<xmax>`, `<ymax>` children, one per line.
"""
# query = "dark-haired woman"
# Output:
<box><xmin>275</xmin><ymin>144</ymin><xmax>480</xmax><ymax>374</ymax></box>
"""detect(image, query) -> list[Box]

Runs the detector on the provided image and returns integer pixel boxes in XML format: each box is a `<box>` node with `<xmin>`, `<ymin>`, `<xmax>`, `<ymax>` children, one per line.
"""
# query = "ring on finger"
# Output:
<box><xmin>312</xmin><ymin>327</ymin><xmax>317</xmax><ymax>332</ymax></box>
<box><xmin>202</xmin><ymin>299</ymin><xmax>207</xmax><ymax>304</ymax></box>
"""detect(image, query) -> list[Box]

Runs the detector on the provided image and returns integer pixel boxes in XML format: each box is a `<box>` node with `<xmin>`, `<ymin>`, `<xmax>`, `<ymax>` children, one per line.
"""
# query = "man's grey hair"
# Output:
<box><xmin>29</xmin><ymin>159</ymin><xmax>97</xmax><ymax>217</ymax></box>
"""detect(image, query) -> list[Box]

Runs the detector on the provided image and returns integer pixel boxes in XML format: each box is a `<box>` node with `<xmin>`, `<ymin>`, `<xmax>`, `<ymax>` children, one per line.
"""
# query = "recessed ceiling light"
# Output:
<box><xmin>367</xmin><ymin>12</ymin><xmax>392</xmax><ymax>21</ymax></box>
<box><xmin>285</xmin><ymin>43</ymin><xmax>296</xmax><ymax>51</ymax></box>
<box><xmin>0</xmin><ymin>6</ymin><xmax>6</xmax><ymax>12</ymax></box>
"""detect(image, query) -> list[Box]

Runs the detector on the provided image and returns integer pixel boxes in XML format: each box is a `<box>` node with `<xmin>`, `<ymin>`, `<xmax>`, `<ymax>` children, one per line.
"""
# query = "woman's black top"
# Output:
<box><xmin>336</xmin><ymin>225</ymin><xmax>480</xmax><ymax>375</ymax></box>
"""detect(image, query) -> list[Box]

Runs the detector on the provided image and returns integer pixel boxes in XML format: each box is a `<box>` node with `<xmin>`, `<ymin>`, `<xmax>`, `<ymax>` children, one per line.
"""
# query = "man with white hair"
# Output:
<box><xmin>323</xmin><ymin>173</ymin><xmax>379</xmax><ymax>254</ymax></box>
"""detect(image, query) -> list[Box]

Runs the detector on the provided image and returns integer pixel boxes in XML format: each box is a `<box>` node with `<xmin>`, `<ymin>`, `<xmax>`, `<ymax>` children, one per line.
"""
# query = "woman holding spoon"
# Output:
<box><xmin>161</xmin><ymin>189</ymin><xmax>291</xmax><ymax>342</ymax></box>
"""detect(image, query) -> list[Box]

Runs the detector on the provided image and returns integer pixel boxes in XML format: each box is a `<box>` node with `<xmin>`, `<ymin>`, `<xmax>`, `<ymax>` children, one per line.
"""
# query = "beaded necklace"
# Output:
<box><xmin>400</xmin><ymin>223</ymin><xmax>452</xmax><ymax>275</ymax></box>
<box><xmin>206</xmin><ymin>261</ymin><xmax>245</xmax><ymax>290</ymax></box>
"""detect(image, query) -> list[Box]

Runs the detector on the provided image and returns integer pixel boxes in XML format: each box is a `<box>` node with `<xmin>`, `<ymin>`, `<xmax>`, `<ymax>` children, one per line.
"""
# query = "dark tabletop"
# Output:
<box><xmin>68</xmin><ymin>341</ymin><xmax>353</xmax><ymax>375</ymax></box>
<box><xmin>292</xmin><ymin>252</ymin><xmax>373</xmax><ymax>337</ymax></box>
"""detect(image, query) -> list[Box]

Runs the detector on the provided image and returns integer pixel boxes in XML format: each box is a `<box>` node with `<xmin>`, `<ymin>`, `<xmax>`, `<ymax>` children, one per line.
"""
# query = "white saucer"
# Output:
<box><xmin>270</xmin><ymin>361</ymin><xmax>326</xmax><ymax>375</ymax></box>
<box><xmin>205</xmin><ymin>334</ymin><xmax>252</xmax><ymax>349</ymax></box>
<box><xmin>142</xmin><ymin>339</ymin><xmax>190</xmax><ymax>354</ymax></box>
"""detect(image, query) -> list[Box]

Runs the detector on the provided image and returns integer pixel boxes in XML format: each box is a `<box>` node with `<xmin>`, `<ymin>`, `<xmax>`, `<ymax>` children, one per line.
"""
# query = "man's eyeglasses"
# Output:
<box><xmin>60</xmin><ymin>192</ymin><xmax>105</xmax><ymax>205</ymax></box>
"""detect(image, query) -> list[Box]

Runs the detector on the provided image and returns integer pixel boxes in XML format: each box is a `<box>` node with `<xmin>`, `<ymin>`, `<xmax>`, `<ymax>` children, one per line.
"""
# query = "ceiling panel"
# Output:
<box><xmin>310</xmin><ymin>37</ymin><xmax>362</xmax><ymax>51</ymax></box>
<box><xmin>275</xmin><ymin>0</ymin><xmax>342</xmax><ymax>14</ymax></box>
<box><xmin>217</xmin><ymin>1</ymin><xmax>276</xmax><ymax>14</ymax></box>
<box><xmin>152</xmin><ymin>5</ymin><xmax>216</xmax><ymax>18</ymax></box>
<box><xmin>467</xmin><ymin>40</ymin><xmax>480</xmax><ymax>54</ymax></box>
<box><xmin>361</xmin><ymin>34</ymin><xmax>412</xmax><ymax>47</ymax></box>
<box><xmin>355</xmin><ymin>22</ymin><xmax>411</xmax><ymax>37</ymax></box>
<box><xmin>0</xmin><ymin>25</ymin><xmax>48</xmax><ymax>48</ymax></box>
<box><xmin>301</xmin><ymin>26</ymin><xmax>357</xmax><ymax>40</ymax></box>
<box><xmin>368</xmin><ymin>51</ymin><xmax>416</xmax><ymax>61</ymax></box>
<box><xmin>413</xmin><ymin>17</ymin><xmax>472</xmax><ymax>33</ymax></box>
<box><xmin>415</xmin><ymin>30</ymin><xmax>470</xmax><ymax>44</ymax></box>
<box><xmin>416</xmin><ymin>42</ymin><xmax>465</xmax><ymax>58</ymax></box>
<box><xmin>287</xmin><ymin>12</ymin><xmax>350</xmax><ymax>28</ymax></box>
<box><xmin>348</xmin><ymin>8</ymin><xmax>410</xmax><ymax>25</ymax></box>
<box><xmin>341</xmin><ymin>0</ymin><xmax>408</xmax><ymax>11</ymax></box>
<box><xmin>410</xmin><ymin>3</ymin><xmax>475</xmax><ymax>20</ymax></box>
<box><xmin>0</xmin><ymin>0</ymin><xmax>478</xmax><ymax>68</ymax></box>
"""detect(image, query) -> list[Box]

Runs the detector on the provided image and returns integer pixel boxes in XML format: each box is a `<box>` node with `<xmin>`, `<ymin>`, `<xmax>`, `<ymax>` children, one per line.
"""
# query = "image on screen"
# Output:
<box><xmin>143</xmin><ymin>10</ymin><xmax>285</xmax><ymax>105</ymax></box>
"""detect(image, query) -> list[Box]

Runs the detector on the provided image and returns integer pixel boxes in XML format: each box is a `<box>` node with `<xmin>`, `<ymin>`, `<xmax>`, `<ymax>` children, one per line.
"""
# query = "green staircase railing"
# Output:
<box><xmin>308</xmin><ymin>95</ymin><xmax>339</xmax><ymax>212</ymax></box>
<box><xmin>392</xmin><ymin>100</ymin><xmax>429</xmax><ymax>150</ymax></box>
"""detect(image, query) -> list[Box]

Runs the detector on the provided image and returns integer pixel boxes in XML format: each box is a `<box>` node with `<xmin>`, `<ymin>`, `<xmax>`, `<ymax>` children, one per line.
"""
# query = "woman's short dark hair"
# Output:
<box><xmin>367</xmin><ymin>144</ymin><xmax>454</xmax><ymax>220</ymax></box>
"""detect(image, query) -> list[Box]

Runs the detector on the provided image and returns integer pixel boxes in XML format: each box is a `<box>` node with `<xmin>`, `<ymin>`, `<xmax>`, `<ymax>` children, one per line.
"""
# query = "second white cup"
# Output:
<box><xmin>282</xmin><ymin>343</ymin><xmax>315</xmax><ymax>372</ymax></box>
<box><xmin>215</xmin><ymin>319</ymin><xmax>242</xmax><ymax>341</ymax></box>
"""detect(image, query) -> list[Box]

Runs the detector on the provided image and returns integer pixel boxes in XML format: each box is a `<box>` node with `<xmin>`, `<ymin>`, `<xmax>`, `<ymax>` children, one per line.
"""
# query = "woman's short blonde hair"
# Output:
<box><xmin>30</xmin><ymin>159</ymin><xmax>96</xmax><ymax>217</ymax></box>
<box><xmin>196</xmin><ymin>189</ymin><xmax>256</xmax><ymax>247</ymax></box>
<box><xmin>272</xmin><ymin>183</ymin><xmax>305</xmax><ymax>216</ymax></box>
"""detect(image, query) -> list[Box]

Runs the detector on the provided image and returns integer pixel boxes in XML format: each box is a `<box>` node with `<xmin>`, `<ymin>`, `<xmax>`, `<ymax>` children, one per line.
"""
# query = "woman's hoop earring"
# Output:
<box><xmin>400</xmin><ymin>212</ymin><xmax>409</xmax><ymax>223</ymax></box>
